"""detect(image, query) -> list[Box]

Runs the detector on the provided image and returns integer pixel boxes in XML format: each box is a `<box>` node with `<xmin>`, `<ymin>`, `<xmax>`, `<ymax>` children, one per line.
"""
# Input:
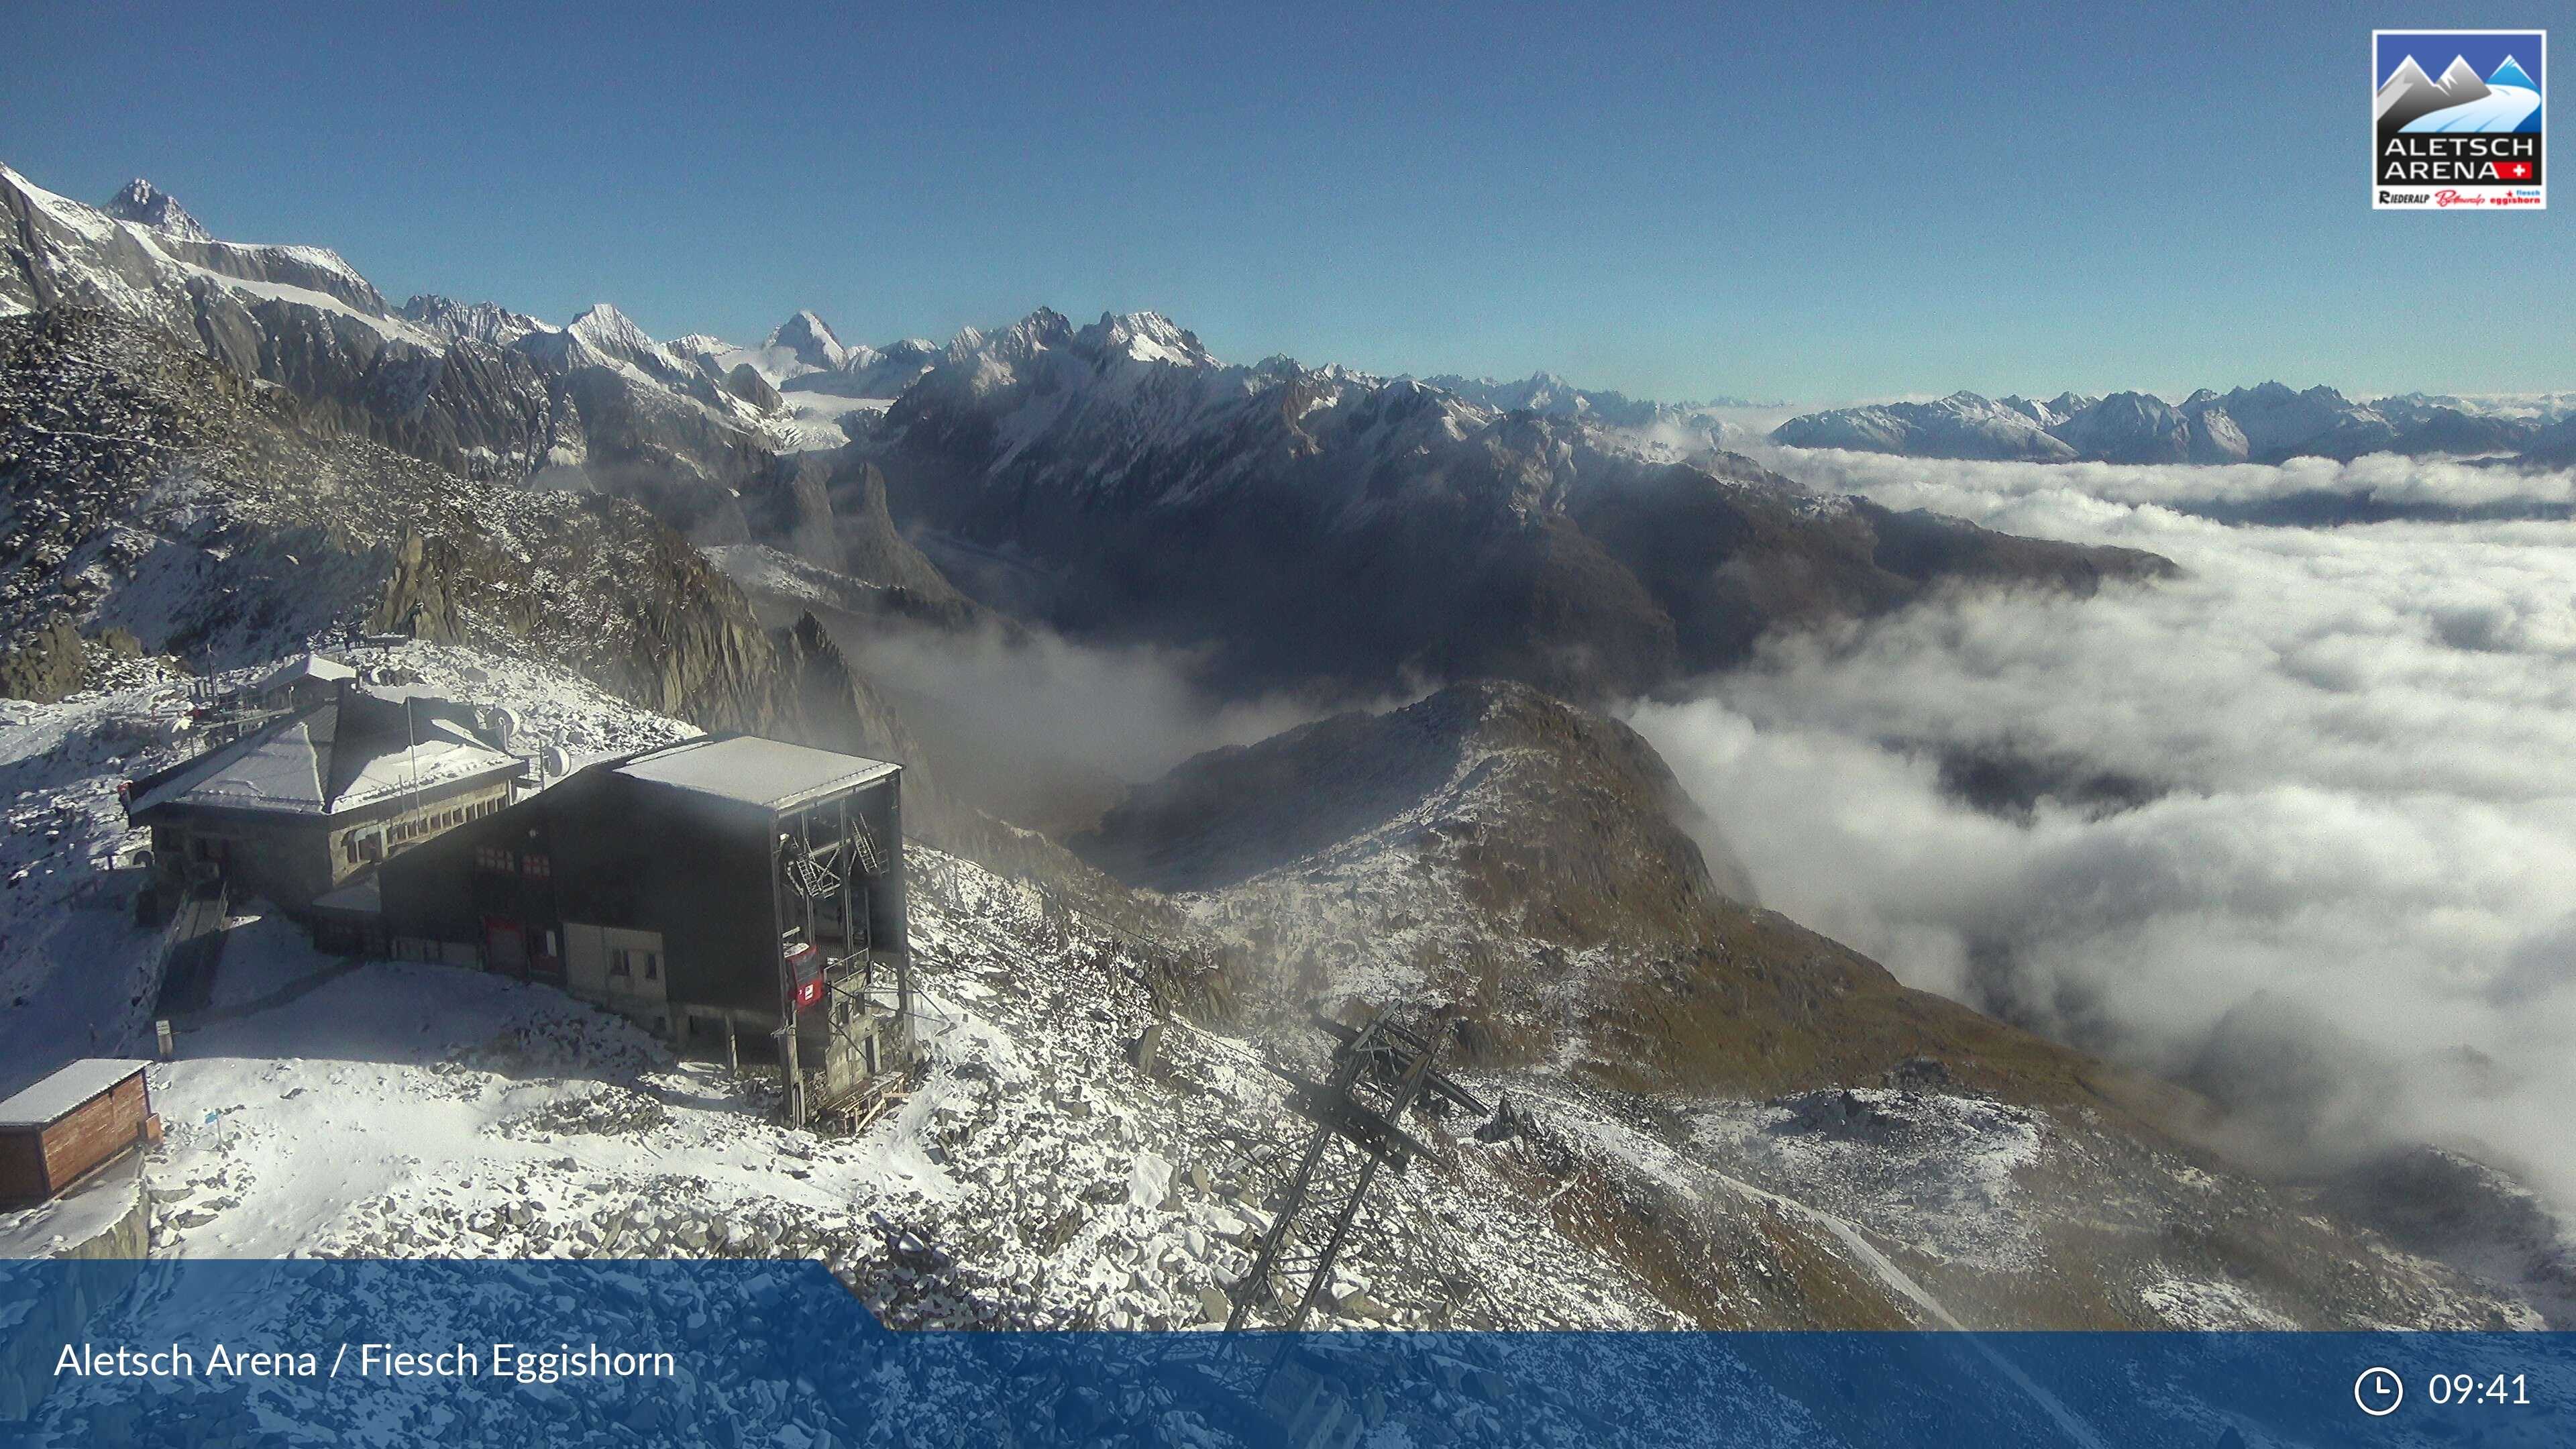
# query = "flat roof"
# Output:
<box><xmin>0</xmin><ymin>1059</ymin><xmax>148</xmax><ymax>1130</ymax></box>
<box><xmin>612</xmin><ymin>735</ymin><xmax>898</xmax><ymax>812</ymax></box>
<box><xmin>127</xmin><ymin>700</ymin><xmax>519</xmax><ymax>820</ymax></box>
<box><xmin>255</xmin><ymin>653</ymin><xmax>355</xmax><ymax>692</ymax></box>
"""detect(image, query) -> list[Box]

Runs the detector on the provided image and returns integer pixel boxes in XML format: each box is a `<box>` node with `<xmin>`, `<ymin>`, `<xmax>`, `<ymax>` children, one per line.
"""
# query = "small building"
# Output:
<box><xmin>0</xmin><ymin>1061</ymin><xmax>156</xmax><ymax>1206</ymax></box>
<box><xmin>123</xmin><ymin>686</ymin><xmax>523</xmax><ymax>912</ymax></box>
<box><xmin>251</xmin><ymin>652</ymin><xmax>356</xmax><ymax>712</ymax></box>
<box><xmin>378</xmin><ymin>735</ymin><xmax>910</xmax><ymax>1123</ymax></box>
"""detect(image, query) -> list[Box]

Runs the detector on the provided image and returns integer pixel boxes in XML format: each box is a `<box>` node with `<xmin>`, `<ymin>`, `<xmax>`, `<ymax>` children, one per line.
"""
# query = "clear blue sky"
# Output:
<box><xmin>5</xmin><ymin>1</ymin><xmax>2564</xmax><ymax>401</ymax></box>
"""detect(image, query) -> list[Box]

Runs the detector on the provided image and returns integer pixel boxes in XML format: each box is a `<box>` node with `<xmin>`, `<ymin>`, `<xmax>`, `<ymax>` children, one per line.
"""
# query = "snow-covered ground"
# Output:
<box><xmin>1</xmin><ymin>643</ymin><xmax>2544</xmax><ymax>1340</ymax></box>
<box><xmin>0</xmin><ymin>643</ymin><xmax>1874</xmax><ymax>1332</ymax></box>
<box><xmin>767</xmin><ymin>392</ymin><xmax>892</xmax><ymax>454</ymax></box>
<box><xmin>0</xmin><ymin>644</ymin><xmax>695</xmax><ymax>1095</ymax></box>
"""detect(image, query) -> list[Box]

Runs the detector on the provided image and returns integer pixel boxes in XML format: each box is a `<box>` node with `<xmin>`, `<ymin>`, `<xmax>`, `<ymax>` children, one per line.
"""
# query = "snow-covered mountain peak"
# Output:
<box><xmin>400</xmin><ymin>294</ymin><xmax>552</xmax><ymax>347</ymax></box>
<box><xmin>101</xmin><ymin>178</ymin><xmax>209</xmax><ymax>241</ymax></box>
<box><xmin>765</xmin><ymin>309</ymin><xmax>849</xmax><ymax>371</ymax></box>
<box><xmin>1075</xmin><ymin>310</ymin><xmax>1217</xmax><ymax>368</ymax></box>
<box><xmin>568</xmin><ymin>302</ymin><xmax>657</xmax><ymax>356</ymax></box>
<box><xmin>982</xmin><ymin>307</ymin><xmax>1076</xmax><ymax>364</ymax></box>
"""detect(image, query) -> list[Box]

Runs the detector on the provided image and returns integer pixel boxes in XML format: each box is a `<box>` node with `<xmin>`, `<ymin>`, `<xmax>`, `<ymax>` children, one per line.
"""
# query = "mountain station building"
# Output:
<box><xmin>123</xmin><ymin>684</ymin><xmax>524</xmax><ymax>913</ymax></box>
<box><xmin>376</xmin><ymin>735</ymin><xmax>911</xmax><ymax>1124</ymax></box>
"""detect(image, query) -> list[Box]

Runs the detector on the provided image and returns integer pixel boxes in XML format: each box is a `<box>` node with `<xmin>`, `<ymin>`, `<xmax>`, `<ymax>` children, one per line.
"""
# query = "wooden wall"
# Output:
<box><xmin>0</xmin><ymin>1073</ymin><xmax>146</xmax><ymax>1203</ymax></box>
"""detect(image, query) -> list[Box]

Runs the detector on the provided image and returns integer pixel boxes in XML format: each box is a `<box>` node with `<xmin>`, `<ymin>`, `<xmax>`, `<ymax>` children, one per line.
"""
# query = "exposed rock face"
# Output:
<box><xmin>869</xmin><ymin>313</ymin><xmax>2171</xmax><ymax>702</ymax></box>
<box><xmin>0</xmin><ymin>613</ymin><xmax>84</xmax><ymax>702</ymax></box>
<box><xmin>833</xmin><ymin>461</ymin><xmax>960</xmax><ymax>604</ymax></box>
<box><xmin>741</xmin><ymin>455</ymin><xmax>847</xmax><ymax>572</ymax></box>
<box><xmin>3</xmin><ymin>166</ymin><xmax>784</xmax><ymax>517</ymax></box>
<box><xmin>101</xmin><ymin>179</ymin><xmax>208</xmax><ymax>241</ymax></box>
<box><xmin>0</xmin><ymin>307</ymin><xmax>782</xmax><ymax>723</ymax></box>
<box><xmin>724</xmin><ymin>362</ymin><xmax>782</xmax><ymax>413</ymax></box>
<box><xmin>397</xmin><ymin>294</ymin><xmax>548</xmax><ymax>347</ymax></box>
<box><xmin>2320</xmin><ymin>1145</ymin><xmax>2576</xmax><ymax>1327</ymax></box>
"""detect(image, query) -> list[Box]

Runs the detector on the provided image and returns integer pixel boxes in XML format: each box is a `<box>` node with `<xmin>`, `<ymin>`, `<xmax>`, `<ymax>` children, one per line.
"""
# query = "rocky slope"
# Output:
<box><xmin>1071</xmin><ymin>680</ymin><xmax>2558</xmax><ymax>1328</ymax></box>
<box><xmin>1</xmin><ymin>164</ymin><xmax>796</xmax><ymax>519</ymax></box>
<box><xmin>0</xmin><ymin>306</ymin><xmax>782</xmax><ymax>721</ymax></box>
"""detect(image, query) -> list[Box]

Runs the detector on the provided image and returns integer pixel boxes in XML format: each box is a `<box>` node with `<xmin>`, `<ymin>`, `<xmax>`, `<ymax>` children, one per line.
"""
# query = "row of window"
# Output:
<box><xmin>473</xmin><ymin>845</ymin><xmax>551</xmax><ymax>878</ymax></box>
<box><xmin>340</xmin><ymin>797</ymin><xmax>504</xmax><ymax>866</ymax></box>
<box><xmin>608</xmin><ymin>947</ymin><xmax>661</xmax><ymax>982</ymax></box>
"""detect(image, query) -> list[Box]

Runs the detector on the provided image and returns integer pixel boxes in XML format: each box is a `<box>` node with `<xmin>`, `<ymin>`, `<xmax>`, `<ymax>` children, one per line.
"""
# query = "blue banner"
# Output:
<box><xmin>3</xmin><ymin>1259</ymin><xmax>2569</xmax><ymax>1446</ymax></box>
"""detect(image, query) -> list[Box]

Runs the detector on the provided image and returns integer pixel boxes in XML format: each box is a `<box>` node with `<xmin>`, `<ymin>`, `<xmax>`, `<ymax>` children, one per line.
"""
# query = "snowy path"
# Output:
<box><xmin>1713</xmin><ymin>1171</ymin><xmax>2110</xmax><ymax>1449</ymax></box>
<box><xmin>2404</xmin><ymin>85</ymin><xmax>2542</xmax><ymax>132</ymax></box>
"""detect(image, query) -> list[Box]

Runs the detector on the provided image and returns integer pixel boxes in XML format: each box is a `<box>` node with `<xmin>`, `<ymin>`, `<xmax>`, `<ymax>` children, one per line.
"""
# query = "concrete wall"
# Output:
<box><xmin>0</xmin><ymin>1158</ymin><xmax>147</xmax><ymax>1423</ymax></box>
<box><xmin>564</xmin><ymin>922</ymin><xmax>672</xmax><ymax>1033</ymax></box>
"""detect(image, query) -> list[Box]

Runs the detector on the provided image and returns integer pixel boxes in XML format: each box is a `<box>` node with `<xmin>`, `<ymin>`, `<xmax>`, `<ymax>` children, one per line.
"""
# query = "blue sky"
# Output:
<box><xmin>5</xmin><ymin>1</ymin><xmax>2565</xmax><ymax>401</ymax></box>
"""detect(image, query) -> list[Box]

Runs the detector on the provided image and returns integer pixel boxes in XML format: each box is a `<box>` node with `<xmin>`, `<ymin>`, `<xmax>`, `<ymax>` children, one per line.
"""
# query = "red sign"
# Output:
<box><xmin>795</xmin><ymin>975</ymin><xmax>825</xmax><ymax>1009</ymax></box>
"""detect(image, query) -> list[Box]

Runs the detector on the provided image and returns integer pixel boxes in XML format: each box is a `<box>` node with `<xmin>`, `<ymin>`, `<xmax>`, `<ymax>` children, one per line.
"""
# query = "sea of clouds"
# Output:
<box><xmin>1629</xmin><ymin>449</ymin><xmax>2576</xmax><ymax>1208</ymax></box>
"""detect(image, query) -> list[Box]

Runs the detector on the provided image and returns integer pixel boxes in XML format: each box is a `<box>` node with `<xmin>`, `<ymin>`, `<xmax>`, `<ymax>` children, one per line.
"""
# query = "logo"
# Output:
<box><xmin>2373</xmin><ymin>30</ymin><xmax>2544</xmax><ymax>209</ymax></box>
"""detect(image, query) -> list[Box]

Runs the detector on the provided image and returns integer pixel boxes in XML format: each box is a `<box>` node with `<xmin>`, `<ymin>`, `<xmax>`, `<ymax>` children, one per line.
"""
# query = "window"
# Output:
<box><xmin>608</xmin><ymin>951</ymin><xmax>631</xmax><ymax>978</ymax></box>
<box><xmin>475</xmin><ymin>845</ymin><xmax>515</xmax><ymax>873</ymax></box>
<box><xmin>522</xmin><ymin>853</ymin><xmax>550</xmax><ymax>879</ymax></box>
<box><xmin>610</xmin><ymin>949</ymin><xmax>659</xmax><ymax>984</ymax></box>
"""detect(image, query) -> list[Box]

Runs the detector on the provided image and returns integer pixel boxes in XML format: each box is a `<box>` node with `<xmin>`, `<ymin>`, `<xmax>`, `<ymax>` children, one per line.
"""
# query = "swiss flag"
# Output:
<box><xmin>2496</xmin><ymin>160</ymin><xmax>2534</xmax><ymax>180</ymax></box>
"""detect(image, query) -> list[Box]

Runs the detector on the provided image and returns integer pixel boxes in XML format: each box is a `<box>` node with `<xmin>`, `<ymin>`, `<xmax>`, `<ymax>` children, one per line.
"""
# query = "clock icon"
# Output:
<box><xmin>2356</xmin><ymin>1366</ymin><xmax>2405</xmax><ymax>1417</ymax></box>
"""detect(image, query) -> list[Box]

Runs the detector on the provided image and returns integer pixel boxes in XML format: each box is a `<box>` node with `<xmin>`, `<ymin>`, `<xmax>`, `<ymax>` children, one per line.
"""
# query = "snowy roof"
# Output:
<box><xmin>256</xmin><ymin>653</ymin><xmax>356</xmax><ymax>693</ymax></box>
<box><xmin>614</xmin><ymin>735</ymin><xmax>897</xmax><ymax>812</ymax></box>
<box><xmin>127</xmin><ymin>693</ymin><xmax>519</xmax><ymax>820</ymax></box>
<box><xmin>0</xmin><ymin>1059</ymin><xmax>148</xmax><ymax>1129</ymax></box>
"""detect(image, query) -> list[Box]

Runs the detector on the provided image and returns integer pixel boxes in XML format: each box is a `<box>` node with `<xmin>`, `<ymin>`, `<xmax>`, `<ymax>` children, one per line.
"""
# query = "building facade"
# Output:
<box><xmin>123</xmin><ymin>686</ymin><xmax>523</xmax><ymax>912</ymax></box>
<box><xmin>377</xmin><ymin>735</ymin><xmax>910</xmax><ymax>1122</ymax></box>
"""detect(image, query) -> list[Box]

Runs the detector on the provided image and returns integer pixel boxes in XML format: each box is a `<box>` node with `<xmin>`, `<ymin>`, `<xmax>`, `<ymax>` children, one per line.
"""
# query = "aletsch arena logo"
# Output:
<box><xmin>2373</xmin><ymin>30</ymin><xmax>2546</xmax><ymax>209</ymax></box>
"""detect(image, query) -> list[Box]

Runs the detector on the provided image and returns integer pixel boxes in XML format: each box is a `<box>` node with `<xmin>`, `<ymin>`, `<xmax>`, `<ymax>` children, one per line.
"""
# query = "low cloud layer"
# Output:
<box><xmin>835</xmin><ymin>619</ymin><xmax>1366</xmax><ymax>834</ymax></box>
<box><xmin>1629</xmin><ymin>451</ymin><xmax>2576</xmax><ymax>1207</ymax></box>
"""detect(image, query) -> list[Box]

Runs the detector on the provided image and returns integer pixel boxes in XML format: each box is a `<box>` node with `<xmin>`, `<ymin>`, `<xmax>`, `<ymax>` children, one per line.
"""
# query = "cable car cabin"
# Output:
<box><xmin>376</xmin><ymin>735</ymin><xmax>909</xmax><ymax>1123</ymax></box>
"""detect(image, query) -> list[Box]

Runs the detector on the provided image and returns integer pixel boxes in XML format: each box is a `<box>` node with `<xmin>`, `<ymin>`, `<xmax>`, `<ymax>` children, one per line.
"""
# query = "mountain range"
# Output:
<box><xmin>0</xmin><ymin>162</ymin><xmax>2170</xmax><ymax>708</ymax></box>
<box><xmin>1772</xmin><ymin>383</ymin><xmax>2571</xmax><ymax>465</ymax></box>
<box><xmin>2</xmin><ymin>156</ymin><xmax>2571</xmax><ymax>1336</ymax></box>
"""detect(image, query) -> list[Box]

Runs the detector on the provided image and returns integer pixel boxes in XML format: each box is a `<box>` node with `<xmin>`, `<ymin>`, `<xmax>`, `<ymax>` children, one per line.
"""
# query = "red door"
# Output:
<box><xmin>484</xmin><ymin>918</ymin><xmax>528</xmax><ymax>977</ymax></box>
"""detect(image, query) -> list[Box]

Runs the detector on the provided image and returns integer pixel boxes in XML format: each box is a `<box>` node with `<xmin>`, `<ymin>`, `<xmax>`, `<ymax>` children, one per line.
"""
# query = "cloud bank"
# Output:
<box><xmin>1628</xmin><ymin>451</ymin><xmax>2576</xmax><ymax>1208</ymax></box>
